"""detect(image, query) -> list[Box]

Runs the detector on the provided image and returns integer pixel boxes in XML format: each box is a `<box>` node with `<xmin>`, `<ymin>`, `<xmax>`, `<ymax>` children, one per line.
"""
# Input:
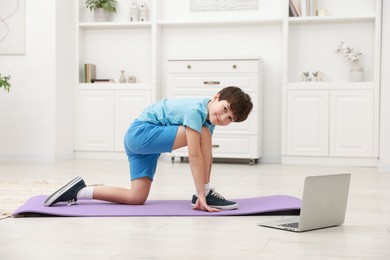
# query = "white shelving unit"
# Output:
<box><xmin>281</xmin><ymin>0</ymin><xmax>381</xmax><ymax>166</ymax></box>
<box><xmin>74</xmin><ymin>0</ymin><xmax>382</xmax><ymax>165</ymax></box>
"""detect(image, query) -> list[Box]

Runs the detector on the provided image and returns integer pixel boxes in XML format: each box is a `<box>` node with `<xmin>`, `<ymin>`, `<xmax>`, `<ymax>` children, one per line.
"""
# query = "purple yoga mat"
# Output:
<box><xmin>12</xmin><ymin>195</ymin><xmax>301</xmax><ymax>217</ymax></box>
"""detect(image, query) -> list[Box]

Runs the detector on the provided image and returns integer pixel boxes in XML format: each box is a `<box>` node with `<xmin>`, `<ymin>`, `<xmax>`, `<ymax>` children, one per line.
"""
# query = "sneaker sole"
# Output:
<box><xmin>191</xmin><ymin>203</ymin><xmax>238</xmax><ymax>210</ymax></box>
<box><xmin>44</xmin><ymin>176</ymin><xmax>82</xmax><ymax>207</ymax></box>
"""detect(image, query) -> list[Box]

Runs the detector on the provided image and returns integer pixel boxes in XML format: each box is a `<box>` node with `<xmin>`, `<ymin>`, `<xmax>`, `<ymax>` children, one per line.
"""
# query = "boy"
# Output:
<box><xmin>44</xmin><ymin>86</ymin><xmax>253</xmax><ymax>212</ymax></box>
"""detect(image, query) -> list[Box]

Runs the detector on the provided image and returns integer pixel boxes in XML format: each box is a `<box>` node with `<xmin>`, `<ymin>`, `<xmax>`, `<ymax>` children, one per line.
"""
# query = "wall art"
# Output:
<box><xmin>0</xmin><ymin>0</ymin><xmax>25</xmax><ymax>55</ymax></box>
<box><xmin>190</xmin><ymin>0</ymin><xmax>258</xmax><ymax>12</ymax></box>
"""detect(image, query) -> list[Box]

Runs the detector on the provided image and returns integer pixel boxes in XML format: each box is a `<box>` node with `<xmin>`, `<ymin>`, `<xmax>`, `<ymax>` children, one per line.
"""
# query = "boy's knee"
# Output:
<box><xmin>124</xmin><ymin>195</ymin><xmax>147</xmax><ymax>205</ymax></box>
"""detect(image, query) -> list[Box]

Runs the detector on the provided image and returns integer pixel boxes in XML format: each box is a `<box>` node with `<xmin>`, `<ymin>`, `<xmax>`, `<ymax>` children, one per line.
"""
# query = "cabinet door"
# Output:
<box><xmin>75</xmin><ymin>91</ymin><xmax>114</xmax><ymax>151</ymax></box>
<box><xmin>114</xmin><ymin>91</ymin><xmax>152</xmax><ymax>151</ymax></box>
<box><xmin>330</xmin><ymin>90</ymin><xmax>374</xmax><ymax>157</ymax></box>
<box><xmin>286</xmin><ymin>90</ymin><xmax>329</xmax><ymax>156</ymax></box>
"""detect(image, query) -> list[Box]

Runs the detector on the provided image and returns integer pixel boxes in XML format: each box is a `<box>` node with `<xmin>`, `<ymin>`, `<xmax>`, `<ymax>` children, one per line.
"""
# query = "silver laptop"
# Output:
<box><xmin>259</xmin><ymin>173</ymin><xmax>351</xmax><ymax>232</ymax></box>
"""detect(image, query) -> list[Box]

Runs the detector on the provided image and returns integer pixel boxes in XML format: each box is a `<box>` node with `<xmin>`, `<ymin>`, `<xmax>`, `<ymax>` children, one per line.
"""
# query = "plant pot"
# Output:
<box><xmin>94</xmin><ymin>8</ymin><xmax>113</xmax><ymax>22</ymax></box>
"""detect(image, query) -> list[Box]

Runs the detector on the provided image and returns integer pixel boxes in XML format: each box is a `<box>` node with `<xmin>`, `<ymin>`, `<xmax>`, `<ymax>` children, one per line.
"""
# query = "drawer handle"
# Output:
<box><xmin>187</xmin><ymin>65</ymin><xmax>191</xmax><ymax>69</ymax></box>
<box><xmin>212</xmin><ymin>144</ymin><xmax>220</xmax><ymax>148</ymax></box>
<box><xmin>233</xmin><ymin>64</ymin><xmax>237</xmax><ymax>69</ymax></box>
<box><xmin>204</xmin><ymin>81</ymin><xmax>220</xmax><ymax>85</ymax></box>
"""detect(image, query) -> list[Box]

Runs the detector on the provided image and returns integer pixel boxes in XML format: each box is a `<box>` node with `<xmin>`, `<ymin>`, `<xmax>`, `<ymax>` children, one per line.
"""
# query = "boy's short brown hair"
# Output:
<box><xmin>218</xmin><ymin>86</ymin><xmax>253</xmax><ymax>122</ymax></box>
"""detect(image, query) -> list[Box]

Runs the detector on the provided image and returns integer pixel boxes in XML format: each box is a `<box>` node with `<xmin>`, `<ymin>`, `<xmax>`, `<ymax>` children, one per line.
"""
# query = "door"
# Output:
<box><xmin>114</xmin><ymin>90</ymin><xmax>152</xmax><ymax>151</ymax></box>
<box><xmin>75</xmin><ymin>90</ymin><xmax>114</xmax><ymax>151</ymax></box>
<box><xmin>286</xmin><ymin>90</ymin><xmax>329</xmax><ymax>156</ymax></box>
<box><xmin>329</xmin><ymin>90</ymin><xmax>374</xmax><ymax>157</ymax></box>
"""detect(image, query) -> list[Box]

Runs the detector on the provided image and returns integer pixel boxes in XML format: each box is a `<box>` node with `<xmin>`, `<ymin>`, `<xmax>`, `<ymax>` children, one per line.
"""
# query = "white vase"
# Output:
<box><xmin>119</xmin><ymin>70</ymin><xmax>126</xmax><ymax>83</ymax></box>
<box><xmin>350</xmin><ymin>62</ymin><xmax>364</xmax><ymax>82</ymax></box>
<box><xmin>94</xmin><ymin>8</ymin><xmax>113</xmax><ymax>22</ymax></box>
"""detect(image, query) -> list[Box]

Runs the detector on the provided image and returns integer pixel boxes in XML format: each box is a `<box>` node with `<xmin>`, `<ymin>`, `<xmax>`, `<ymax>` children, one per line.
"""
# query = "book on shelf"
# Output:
<box><xmin>91</xmin><ymin>79</ymin><xmax>115</xmax><ymax>83</ymax></box>
<box><xmin>303</xmin><ymin>0</ymin><xmax>319</xmax><ymax>17</ymax></box>
<box><xmin>289</xmin><ymin>0</ymin><xmax>301</xmax><ymax>17</ymax></box>
<box><xmin>84</xmin><ymin>64</ymin><xmax>96</xmax><ymax>83</ymax></box>
<box><xmin>289</xmin><ymin>0</ymin><xmax>318</xmax><ymax>17</ymax></box>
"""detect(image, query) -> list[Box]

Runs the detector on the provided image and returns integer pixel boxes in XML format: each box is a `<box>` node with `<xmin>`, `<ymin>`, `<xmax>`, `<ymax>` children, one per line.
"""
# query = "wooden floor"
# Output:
<box><xmin>0</xmin><ymin>159</ymin><xmax>389</xmax><ymax>259</ymax></box>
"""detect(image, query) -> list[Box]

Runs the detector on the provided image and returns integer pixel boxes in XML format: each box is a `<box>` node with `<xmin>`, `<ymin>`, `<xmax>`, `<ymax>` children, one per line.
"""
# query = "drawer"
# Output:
<box><xmin>170</xmin><ymin>92</ymin><xmax>259</xmax><ymax>112</ymax></box>
<box><xmin>167</xmin><ymin>60</ymin><xmax>259</xmax><ymax>74</ymax></box>
<box><xmin>213</xmin><ymin>112</ymin><xmax>258</xmax><ymax>135</ymax></box>
<box><xmin>171</xmin><ymin>135</ymin><xmax>260</xmax><ymax>159</ymax></box>
<box><xmin>168</xmin><ymin>74</ymin><xmax>258</xmax><ymax>93</ymax></box>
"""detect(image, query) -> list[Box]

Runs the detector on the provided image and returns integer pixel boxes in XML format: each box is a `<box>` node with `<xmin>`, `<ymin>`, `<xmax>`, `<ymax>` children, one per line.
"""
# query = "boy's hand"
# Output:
<box><xmin>193</xmin><ymin>195</ymin><xmax>220</xmax><ymax>213</ymax></box>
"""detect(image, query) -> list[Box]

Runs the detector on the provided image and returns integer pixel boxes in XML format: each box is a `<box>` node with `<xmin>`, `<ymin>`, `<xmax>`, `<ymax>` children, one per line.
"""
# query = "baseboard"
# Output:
<box><xmin>282</xmin><ymin>156</ymin><xmax>378</xmax><ymax>167</ymax></box>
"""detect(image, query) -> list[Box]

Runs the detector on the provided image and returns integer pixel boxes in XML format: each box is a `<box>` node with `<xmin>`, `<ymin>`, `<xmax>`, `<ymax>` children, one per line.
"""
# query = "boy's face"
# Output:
<box><xmin>208</xmin><ymin>94</ymin><xmax>236</xmax><ymax>126</ymax></box>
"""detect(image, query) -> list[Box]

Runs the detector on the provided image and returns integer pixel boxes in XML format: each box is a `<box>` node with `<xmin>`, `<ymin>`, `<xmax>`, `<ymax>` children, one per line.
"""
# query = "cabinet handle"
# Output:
<box><xmin>187</xmin><ymin>65</ymin><xmax>191</xmax><ymax>69</ymax></box>
<box><xmin>203</xmin><ymin>81</ymin><xmax>220</xmax><ymax>85</ymax></box>
<box><xmin>233</xmin><ymin>64</ymin><xmax>237</xmax><ymax>69</ymax></box>
<box><xmin>212</xmin><ymin>144</ymin><xmax>220</xmax><ymax>148</ymax></box>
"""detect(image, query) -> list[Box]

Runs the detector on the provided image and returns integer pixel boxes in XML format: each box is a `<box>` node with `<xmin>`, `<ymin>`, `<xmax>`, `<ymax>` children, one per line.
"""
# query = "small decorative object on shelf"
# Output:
<box><xmin>312</xmin><ymin>71</ymin><xmax>324</xmax><ymax>81</ymax></box>
<box><xmin>316</xmin><ymin>9</ymin><xmax>328</xmax><ymax>16</ymax></box>
<box><xmin>301</xmin><ymin>71</ymin><xmax>311</xmax><ymax>81</ymax></box>
<box><xmin>128</xmin><ymin>75</ymin><xmax>137</xmax><ymax>83</ymax></box>
<box><xmin>335</xmin><ymin>41</ymin><xmax>364</xmax><ymax>82</ymax></box>
<box><xmin>129</xmin><ymin>1</ymin><xmax>139</xmax><ymax>22</ymax></box>
<box><xmin>119</xmin><ymin>70</ymin><xmax>126</xmax><ymax>83</ymax></box>
<box><xmin>85</xmin><ymin>0</ymin><xmax>117</xmax><ymax>22</ymax></box>
<box><xmin>139</xmin><ymin>2</ymin><xmax>148</xmax><ymax>21</ymax></box>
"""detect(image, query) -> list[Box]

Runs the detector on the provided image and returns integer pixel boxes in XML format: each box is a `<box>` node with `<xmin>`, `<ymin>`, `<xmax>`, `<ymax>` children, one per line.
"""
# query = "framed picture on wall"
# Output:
<box><xmin>190</xmin><ymin>0</ymin><xmax>259</xmax><ymax>12</ymax></box>
<box><xmin>0</xmin><ymin>0</ymin><xmax>25</xmax><ymax>55</ymax></box>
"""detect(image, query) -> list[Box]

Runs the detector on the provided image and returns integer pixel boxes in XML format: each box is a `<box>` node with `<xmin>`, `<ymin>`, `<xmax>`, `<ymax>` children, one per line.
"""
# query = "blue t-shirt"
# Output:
<box><xmin>137</xmin><ymin>97</ymin><xmax>215</xmax><ymax>134</ymax></box>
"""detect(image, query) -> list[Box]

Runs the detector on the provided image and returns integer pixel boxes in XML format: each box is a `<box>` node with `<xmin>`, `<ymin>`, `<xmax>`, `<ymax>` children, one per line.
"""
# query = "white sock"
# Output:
<box><xmin>77</xmin><ymin>187</ymin><xmax>94</xmax><ymax>200</ymax></box>
<box><xmin>196</xmin><ymin>183</ymin><xmax>211</xmax><ymax>197</ymax></box>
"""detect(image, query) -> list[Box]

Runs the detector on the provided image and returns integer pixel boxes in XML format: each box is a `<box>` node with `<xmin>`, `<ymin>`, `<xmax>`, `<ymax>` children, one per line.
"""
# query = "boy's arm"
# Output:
<box><xmin>185</xmin><ymin>127</ymin><xmax>219</xmax><ymax>212</ymax></box>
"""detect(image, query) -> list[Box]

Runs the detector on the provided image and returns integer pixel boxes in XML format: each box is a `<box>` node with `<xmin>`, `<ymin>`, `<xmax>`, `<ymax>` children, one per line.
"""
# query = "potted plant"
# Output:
<box><xmin>0</xmin><ymin>74</ymin><xmax>11</xmax><ymax>92</ymax></box>
<box><xmin>85</xmin><ymin>0</ymin><xmax>117</xmax><ymax>22</ymax></box>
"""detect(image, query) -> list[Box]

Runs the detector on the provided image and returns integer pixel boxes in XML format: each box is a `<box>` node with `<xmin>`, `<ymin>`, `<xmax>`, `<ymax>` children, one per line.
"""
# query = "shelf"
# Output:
<box><xmin>79</xmin><ymin>22</ymin><xmax>152</xmax><ymax>29</ymax></box>
<box><xmin>77</xmin><ymin>83</ymin><xmax>152</xmax><ymax>90</ymax></box>
<box><xmin>288</xmin><ymin>15</ymin><xmax>375</xmax><ymax>24</ymax></box>
<box><xmin>157</xmin><ymin>17</ymin><xmax>283</xmax><ymax>27</ymax></box>
<box><xmin>285</xmin><ymin>82</ymin><xmax>376</xmax><ymax>90</ymax></box>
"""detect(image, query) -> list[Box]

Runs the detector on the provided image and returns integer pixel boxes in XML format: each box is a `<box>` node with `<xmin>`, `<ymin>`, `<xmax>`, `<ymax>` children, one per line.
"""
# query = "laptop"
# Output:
<box><xmin>259</xmin><ymin>173</ymin><xmax>351</xmax><ymax>232</ymax></box>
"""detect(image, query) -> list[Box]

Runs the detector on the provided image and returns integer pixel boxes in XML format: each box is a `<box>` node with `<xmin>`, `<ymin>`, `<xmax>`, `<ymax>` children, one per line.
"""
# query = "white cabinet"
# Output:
<box><xmin>283</xmin><ymin>86</ymin><xmax>378</xmax><ymax>165</ymax></box>
<box><xmin>282</xmin><ymin>0</ymin><xmax>381</xmax><ymax>166</ymax></box>
<box><xmin>167</xmin><ymin>58</ymin><xmax>263</xmax><ymax>163</ymax></box>
<box><xmin>75</xmin><ymin>88</ymin><xmax>152</xmax><ymax>152</ymax></box>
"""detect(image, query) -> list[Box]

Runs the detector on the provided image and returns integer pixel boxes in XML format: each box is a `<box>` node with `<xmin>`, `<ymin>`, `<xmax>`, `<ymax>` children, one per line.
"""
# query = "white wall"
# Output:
<box><xmin>379</xmin><ymin>0</ymin><xmax>390</xmax><ymax>172</ymax></box>
<box><xmin>0</xmin><ymin>0</ymin><xmax>74</xmax><ymax>161</ymax></box>
<box><xmin>55</xmin><ymin>1</ymin><xmax>76</xmax><ymax>160</ymax></box>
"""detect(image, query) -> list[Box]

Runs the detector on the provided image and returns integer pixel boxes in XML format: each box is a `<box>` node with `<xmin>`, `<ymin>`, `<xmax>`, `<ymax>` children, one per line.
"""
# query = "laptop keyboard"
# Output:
<box><xmin>279</xmin><ymin>222</ymin><xmax>299</xmax><ymax>229</ymax></box>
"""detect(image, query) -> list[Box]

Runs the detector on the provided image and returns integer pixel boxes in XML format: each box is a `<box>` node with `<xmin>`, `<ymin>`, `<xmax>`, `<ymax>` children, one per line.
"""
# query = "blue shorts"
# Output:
<box><xmin>124</xmin><ymin>120</ymin><xmax>179</xmax><ymax>181</ymax></box>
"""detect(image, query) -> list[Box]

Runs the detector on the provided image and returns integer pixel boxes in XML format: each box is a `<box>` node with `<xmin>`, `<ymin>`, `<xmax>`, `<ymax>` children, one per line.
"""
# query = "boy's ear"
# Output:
<box><xmin>213</xmin><ymin>93</ymin><xmax>220</xmax><ymax>101</ymax></box>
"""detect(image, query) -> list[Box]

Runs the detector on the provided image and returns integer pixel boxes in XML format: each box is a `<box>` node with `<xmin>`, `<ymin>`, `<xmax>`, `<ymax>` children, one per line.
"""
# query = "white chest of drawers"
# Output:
<box><xmin>166</xmin><ymin>57</ymin><xmax>263</xmax><ymax>164</ymax></box>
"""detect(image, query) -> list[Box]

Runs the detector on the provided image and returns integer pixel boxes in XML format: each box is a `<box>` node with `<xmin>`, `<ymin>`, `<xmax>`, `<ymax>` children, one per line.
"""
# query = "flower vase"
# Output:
<box><xmin>119</xmin><ymin>70</ymin><xmax>126</xmax><ymax>83</ymax></box>
<box><xmin>350</xmin><ymin>62</ymin><xmax>364</xmax><ymax>82</ymax></box>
